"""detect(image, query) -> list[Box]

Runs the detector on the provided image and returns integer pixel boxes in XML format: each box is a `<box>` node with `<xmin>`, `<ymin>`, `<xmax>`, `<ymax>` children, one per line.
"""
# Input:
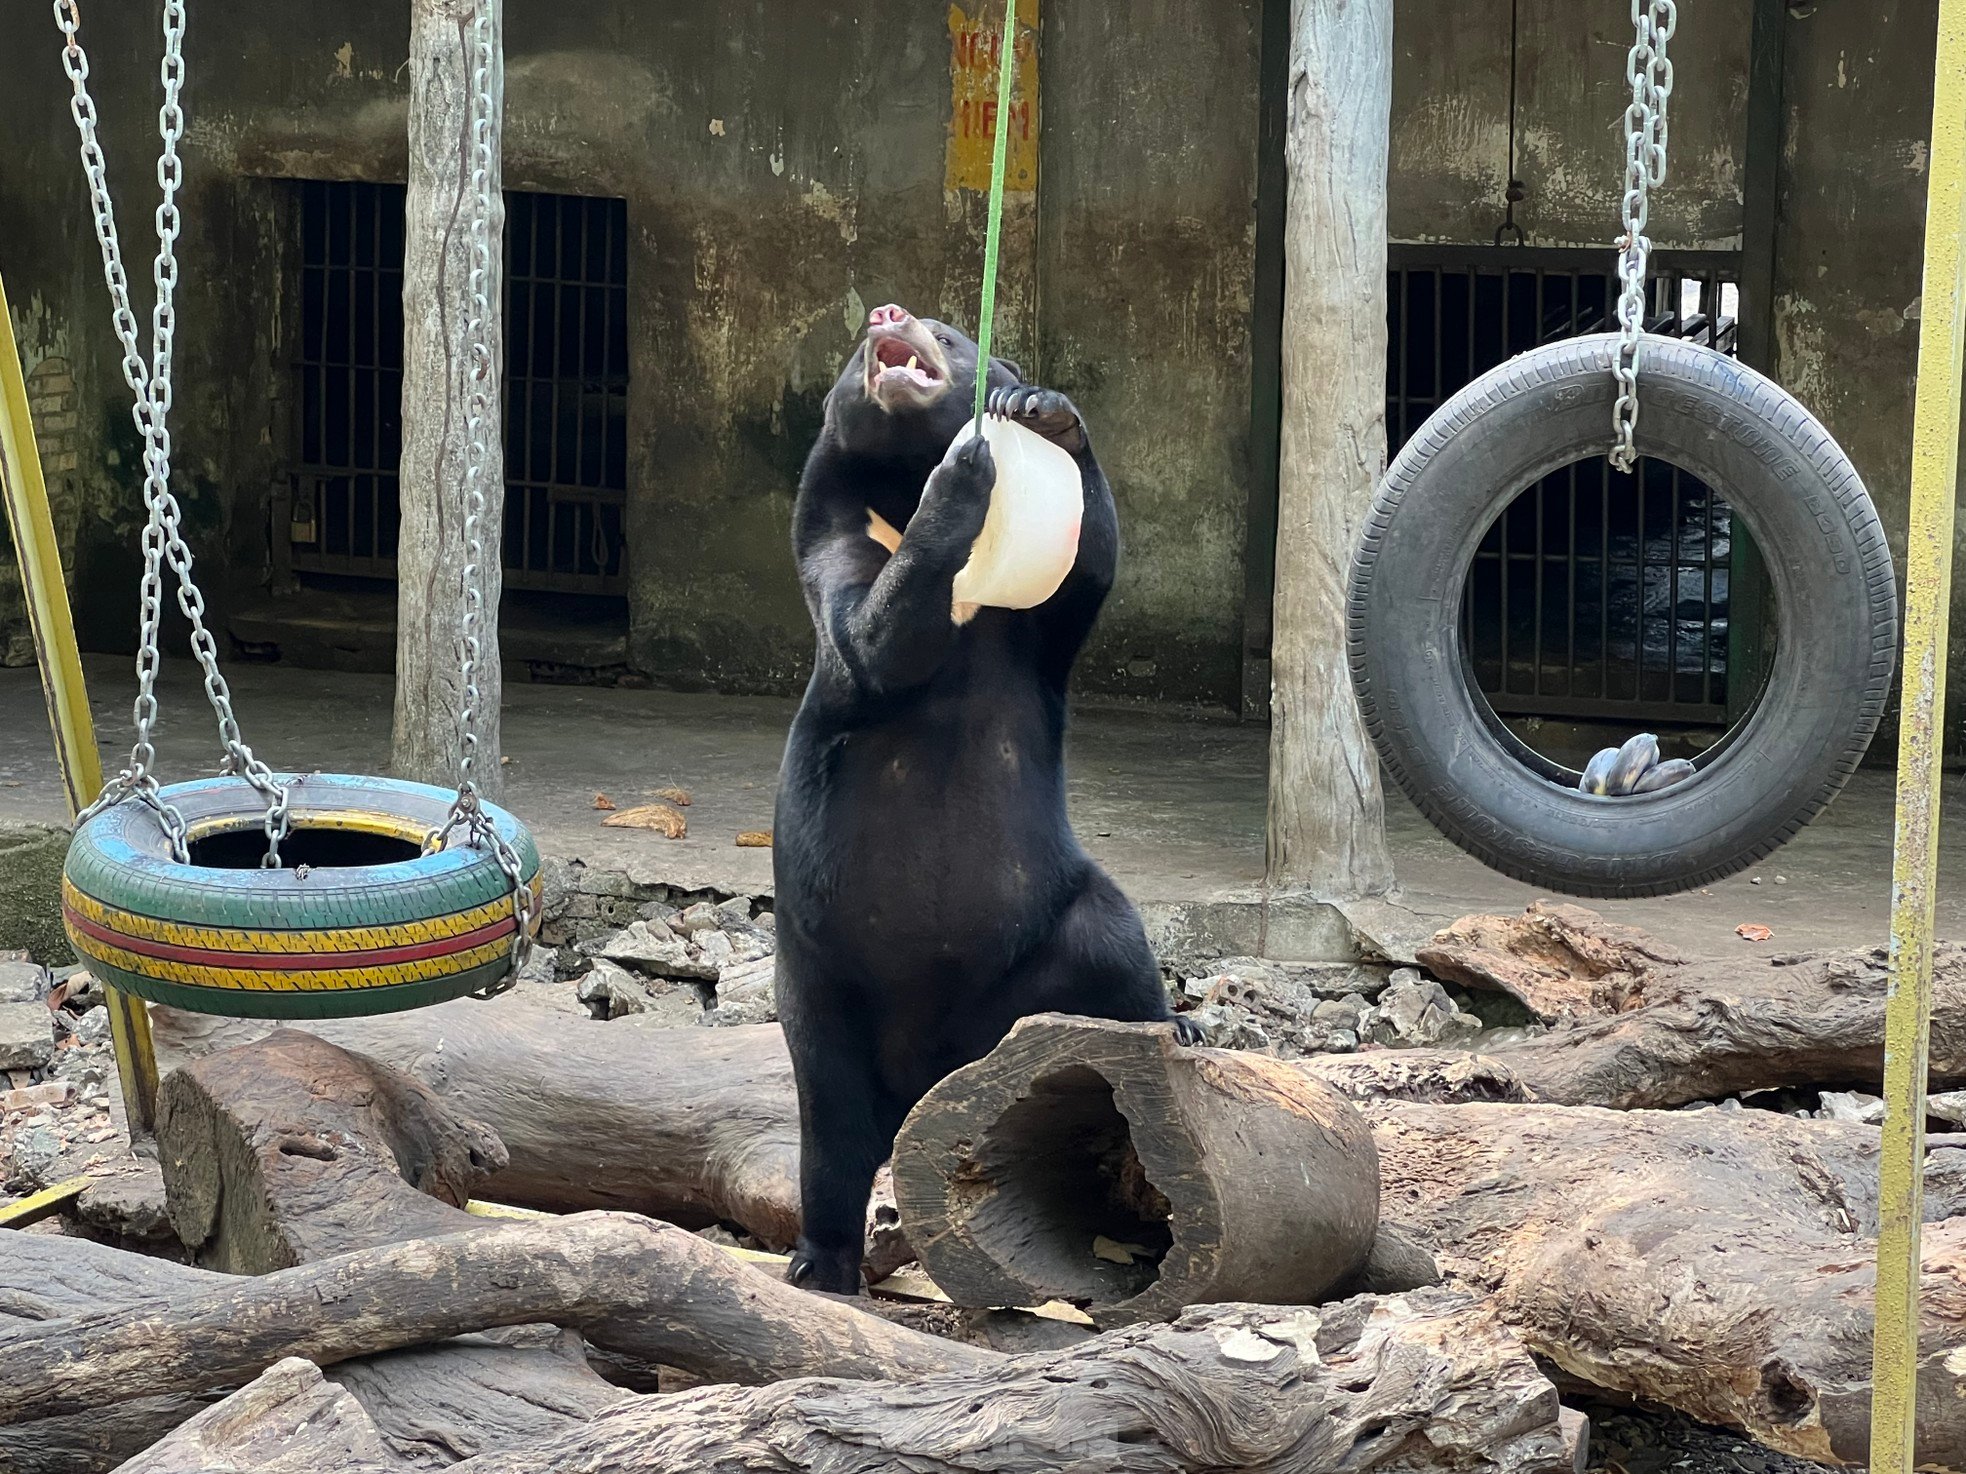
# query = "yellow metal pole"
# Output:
<box><xmin>1870</xmin><ymin>4</ymin><xmax>1966</xmax><ymax>1468</ymax></box>
<box><xmin>0</xmin><ymin>268</ymin><xmax>159</xmax><ymax>1139</ymax></box>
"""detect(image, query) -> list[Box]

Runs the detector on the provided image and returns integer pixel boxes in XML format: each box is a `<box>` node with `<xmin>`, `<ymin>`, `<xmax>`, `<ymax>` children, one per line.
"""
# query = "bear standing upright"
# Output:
<box><xmin>772</xmin><ymin>303</ymin><xmax>1196</xmax><ymax>1295</ymax></box>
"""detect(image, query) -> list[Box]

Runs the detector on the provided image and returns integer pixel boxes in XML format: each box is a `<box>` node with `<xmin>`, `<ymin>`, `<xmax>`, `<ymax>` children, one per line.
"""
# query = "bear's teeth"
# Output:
<box><xmin>907</xmin><ymin>356</ymin><xmax>919</xmax><ymax>373</ymax></box>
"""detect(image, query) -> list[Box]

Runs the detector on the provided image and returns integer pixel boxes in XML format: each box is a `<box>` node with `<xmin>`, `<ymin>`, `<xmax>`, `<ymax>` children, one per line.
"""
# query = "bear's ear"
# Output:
<box><xmin>988</xmin><ymin>355</ymin><xmax>1022</xmax><ymax>384</ymax></box>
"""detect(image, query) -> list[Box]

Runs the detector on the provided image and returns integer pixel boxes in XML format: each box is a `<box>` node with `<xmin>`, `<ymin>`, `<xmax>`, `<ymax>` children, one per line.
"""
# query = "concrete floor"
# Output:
<box><xmin>0</xmin><ymin>655</ymin><xmax>1952</xmax><ymax>959</ymax></box>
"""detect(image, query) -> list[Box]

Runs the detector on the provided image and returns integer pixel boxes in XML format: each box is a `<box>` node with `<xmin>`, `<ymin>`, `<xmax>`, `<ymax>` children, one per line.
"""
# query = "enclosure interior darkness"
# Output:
<box><xmin>962</xmin><ymin>1066</ymin><xmax>1173</xmax><ymax>1303</ymax></box>
<box><xmin>287</xmin><ymin>180</ymin><xmax>630</xmax><ymax>597</ymax></box>
<box><xmin>1389</xmin><ymin>246</ymin><xmax>1754</xmax><ymax>734</ymax></box>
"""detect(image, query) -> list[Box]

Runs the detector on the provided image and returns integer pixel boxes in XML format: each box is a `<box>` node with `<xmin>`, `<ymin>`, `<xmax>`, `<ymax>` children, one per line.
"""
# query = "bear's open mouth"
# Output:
<box><xmin>866</xmin><ymin>327</ymin><xmax>948</xmax><ymax>405</ymax></box>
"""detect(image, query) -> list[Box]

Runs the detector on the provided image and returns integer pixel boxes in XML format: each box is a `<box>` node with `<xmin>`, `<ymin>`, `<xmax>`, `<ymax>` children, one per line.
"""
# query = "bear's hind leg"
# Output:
<box><xmin>780</xmin><ymin>962</ymin><xmax>908</xmax><ymax>1295</ymax></box>
<box><xmin>1002</xmin><ymin>872</ymin><xmax>1201</xmax><ymax>1044</ymax></box>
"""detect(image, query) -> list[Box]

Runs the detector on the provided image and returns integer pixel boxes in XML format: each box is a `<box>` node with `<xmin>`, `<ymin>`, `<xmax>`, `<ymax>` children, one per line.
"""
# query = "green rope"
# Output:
<box><xmin>973</xmin><ymin>0</ymin><xmax>1019</xmax><ymax>425</ymax></box>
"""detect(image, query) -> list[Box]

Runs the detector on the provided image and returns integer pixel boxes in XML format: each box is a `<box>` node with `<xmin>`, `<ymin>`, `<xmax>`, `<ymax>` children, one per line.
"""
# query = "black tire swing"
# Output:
<box><xmin>1346</xmin><ymin>7</ymin><xmax>1898</xmax><ymax>899</ymax></box>
<box><xmin>50</xmin><ymin>0</ymin><xmax>541</xmax><ymax>1018</ymax></box>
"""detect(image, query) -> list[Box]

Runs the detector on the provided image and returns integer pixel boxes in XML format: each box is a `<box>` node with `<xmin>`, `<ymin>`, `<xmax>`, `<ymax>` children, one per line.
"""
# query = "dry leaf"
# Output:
<box><xmin>1736</xmin><ymin>923</ymin><xmax>1773</xmax><ymax>943</ymax></box>
<box><xmin>653</xmin><ymin>786</ymin><xmax>693</xmax><ymax>807</ymax></box>
<box><xmin>602</xmin><ymin>804</ymin><xmax>687</xmax><ymax>839</ymax></box>
<box><xmin>1091</xmin><ymin>1235</ymin><xmax>1151</xmax><ymax>1265</ymax></box>
<box><xmin>592</xmin><ymin>793</ymin><xmax>617</xmax><ymax>811</ymax></box>
<box><xmin>735</xmin><ymin>830</ymin><xmax>773</xmax><ymax>848</ymax></box>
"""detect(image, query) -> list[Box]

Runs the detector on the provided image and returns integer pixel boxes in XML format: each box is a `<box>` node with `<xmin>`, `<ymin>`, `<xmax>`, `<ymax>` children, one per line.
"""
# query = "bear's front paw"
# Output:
<box><xmin>935</xmin><ymin>429</ymin><xmax>997</xmax><ymax>497</ymax></box>
<box><xmin>987</xmin><ymin>385</ymin><xmax>1086</xmax><ymax>452</ymax></box>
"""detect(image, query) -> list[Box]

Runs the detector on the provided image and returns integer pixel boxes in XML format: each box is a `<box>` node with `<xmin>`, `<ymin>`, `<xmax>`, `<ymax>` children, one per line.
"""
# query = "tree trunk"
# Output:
<box><xmin>394</xmin><ymin>0</ymin><xmax>505</xmax><ymax>794</ymax></box>
<box><xmin>155</xmin><ymin>1028</ymin><xmax>509</xmax><ymax>1273</ymax></box>
<box><xmin>1266</xmin><ymin>0</ymin><xmax>1396</xmax><ymax>898</ymax></box>
<box><xmin>117</xmin><ymin>1296</ymin><xmax>1583</xmax><ymax>1474</ymax></box>
<box><xmin>1368</xmin><ymin>1099</ymin><xmax>1966</xmax><ymax>1467</ymax></box>
<box><xmin>892</xmin><ymin>1014</ymin><xmax>1380</xmax><ymax>1324</ymax></box>
<box><xmin>0</xmin><ymin>1212</ymin><xmax>994</xmax><ymax>1427</ymax></box>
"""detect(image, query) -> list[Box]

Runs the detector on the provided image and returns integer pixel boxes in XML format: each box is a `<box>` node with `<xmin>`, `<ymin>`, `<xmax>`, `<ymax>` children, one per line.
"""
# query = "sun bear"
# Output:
<box><xmin>772</xmin><ymin>303</ymin><xmax>1196</xmax><ymax>1294</ymax></box>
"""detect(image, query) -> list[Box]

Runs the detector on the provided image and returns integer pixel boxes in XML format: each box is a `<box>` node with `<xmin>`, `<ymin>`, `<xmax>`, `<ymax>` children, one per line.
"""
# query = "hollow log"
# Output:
<box><xmin>157</xmin><ymin>1027</ymin><xmax>509</xmax><ymax>1272</ymax></box>
<box><xmin>0</xmin><ymin>1211</ymin><xmax>991</xmax><ymax>1426</ymax></box>
<box><xmin>119</xmin><ymin>1295</ymin><xmax>1584</xmax><ymax>1474</ymax></box>
<box><xmin>892</xmin><ymin>1015</ymin><xmax>1379</xmax><ymax>1323</ymax></box>
<box><xmin>1369</xmin><ymin>1099</ymin><xmax>1966</xmax><ymax>1467</ymax></box>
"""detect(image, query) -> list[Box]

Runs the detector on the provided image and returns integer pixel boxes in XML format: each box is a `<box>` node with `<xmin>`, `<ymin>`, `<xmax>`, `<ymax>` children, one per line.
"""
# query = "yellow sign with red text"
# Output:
<box><xmin>946</xmin><ymin>1</ymin><xmax>1039</xmax><ymax>193</ymax></box>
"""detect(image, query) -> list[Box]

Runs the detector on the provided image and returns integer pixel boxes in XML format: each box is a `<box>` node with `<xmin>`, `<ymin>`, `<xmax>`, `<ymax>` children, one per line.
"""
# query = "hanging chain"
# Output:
<box><xmin>425</xmin><ymin>0</ymin><xmax>534</xmax><ymax>991</ymax></box>
<box><xmin>1611</xmin><ymin>0</ymin><xmax>1676</xmax><ymax>474</ymax></box>
<box><xmin>55</xmin><ymin>0</ymin><xmax>291</xmax><ymax>866</ymax></box>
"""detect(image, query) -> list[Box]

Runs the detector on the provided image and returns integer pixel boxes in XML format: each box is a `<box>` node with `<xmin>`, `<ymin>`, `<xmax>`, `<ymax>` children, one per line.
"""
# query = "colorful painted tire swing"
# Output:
<box><xmin>1346</xmin><ymin>2</ymin><xmax>1898</xmax><ymax>898</ymax></box>
<box><xmin>52</xmin><ymin>0</ymin><xmax>539</xmax><ymax>1020</ymax></box>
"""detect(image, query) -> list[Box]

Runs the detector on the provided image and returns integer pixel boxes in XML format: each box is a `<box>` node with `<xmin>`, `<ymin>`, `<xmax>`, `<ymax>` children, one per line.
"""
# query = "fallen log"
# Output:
<box><xmin>1370</xmin><ymin>1098</ymin><xmax>1966</xmax><ymax>1467</ymax></box>
<box><xmin>0</xmin><ymin>1233</ymin><xmax>623</xmax><ymax>1473</ymax></box>
<box><xmin>0</xmin><ymin>1211</ymin><xmax>990</xmax><ymax>1426</ymax></box>
<box><xmin>893</xmin><ymin>1014</ymin><xmax>1379</xmax><ymax>1323</ymax></box>
<box><xmin>119</xmin><ymin>1295</ymin><xmax>1584</xmax><ymax>1474</ymax></box>
<box><xmin>157</xmin><ymin>1027</ymin><xmax>509</xmax><ymax>1272</ymax></box>
<box><xmin>1308</xmin><ymin>930</ymin><xmax>1966</xmax><ymax>1110</ymax></box>
<box><xmin>116</xmin><ymin>1358</ymin><xmax>401</xmax><ymax>1474</ymax></box>
<box><xmin>318</xmin><ymin>1328</ymin><xmax>631</xmax><ymax>1466</ymax></box>
<box><xmin>150</xmin><ymin>996</ymin><xmax>811</xmax><ymax>1245</ymax></box>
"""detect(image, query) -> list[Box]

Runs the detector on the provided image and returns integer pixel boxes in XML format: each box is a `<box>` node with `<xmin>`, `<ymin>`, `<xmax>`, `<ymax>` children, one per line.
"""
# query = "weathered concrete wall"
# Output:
<box><xmin>0</xmin><ymin>0</ymin><xmax>1259</xmax><ymax>711</ymax></box>
<box><xmin>1390</xmin><ymin>0</ymin><xmax>1749</xmax><ymax>248</ymax></box>
<box><xmin>1771</xmin><ymin>3</ymin><xmax>1935</xmax><ymax>754</ymax></box>
<box><xmin>5</xmin><ymin>0</ymin><xmax>1946</xmax><ymax>737</ymax></box>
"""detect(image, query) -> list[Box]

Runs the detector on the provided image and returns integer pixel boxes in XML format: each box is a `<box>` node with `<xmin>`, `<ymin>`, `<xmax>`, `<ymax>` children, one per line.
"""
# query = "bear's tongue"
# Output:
<box><xmin>873</xmin><ymin>337</ymin><xmax>935</xmax><ymax>382</ymax></box>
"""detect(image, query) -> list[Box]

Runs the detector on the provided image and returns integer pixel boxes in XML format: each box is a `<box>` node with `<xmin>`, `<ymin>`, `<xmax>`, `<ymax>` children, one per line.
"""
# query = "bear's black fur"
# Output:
<box><xmin>772</xmin><ymin>303</ymin><xmax>1195</xmax><ymax>1296</ymax></box>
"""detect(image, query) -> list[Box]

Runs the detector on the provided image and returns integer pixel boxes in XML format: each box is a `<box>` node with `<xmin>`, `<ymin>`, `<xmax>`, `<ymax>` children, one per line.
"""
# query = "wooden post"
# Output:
<box><xmin>1264</xmin><ymin>0</ymin><xmax>1395</xmax><ymax>898</ymax></box>
<box><xmin>394</xmin><ymin>0</ymin><xmax>506</xmax><ymax>797</ymax></box>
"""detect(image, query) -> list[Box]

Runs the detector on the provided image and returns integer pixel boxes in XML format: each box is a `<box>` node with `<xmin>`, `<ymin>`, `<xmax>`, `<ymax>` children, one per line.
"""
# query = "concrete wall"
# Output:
<box><xmin>1771</xmin><ymin>3</ymin><xmax>1935</xmax><ymax>753</ymax></box>
<box><xmin>2</xmin><ymin>1</ymin><xmax>1952</xmax><ymax>741</ymax></box>
<box><xmin>0</xmin><ymin>0</ymin><xmax>1260</xmax><ymax>710</ymax></box>
<box><xmin>1390</xmin><ymin>2</ymin><xmax>1749</xmax><ymax>253</ymax></box>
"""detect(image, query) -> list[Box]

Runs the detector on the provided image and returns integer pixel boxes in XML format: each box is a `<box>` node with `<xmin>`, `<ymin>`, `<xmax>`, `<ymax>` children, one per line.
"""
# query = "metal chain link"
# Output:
<box><xmin>1611</xmin><ymin>0</ymin><xmax>1676</xmax><ymax>473</ymax></box>
<box><xmin>54</xmin><ymin>0</ymin><xmax>291</xmax><ymax>866</ymax></box>
<box><xmin>425</xmin><ymin>0</ymin><xmax>534</xmax><ymax>992</ymax></box>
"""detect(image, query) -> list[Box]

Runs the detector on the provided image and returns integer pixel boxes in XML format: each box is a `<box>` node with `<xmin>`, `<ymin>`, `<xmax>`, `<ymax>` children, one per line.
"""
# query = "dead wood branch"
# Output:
<box><xmin>0</xmin><ymin>1234</ymin><xmax>619</xmax><ymax>1473</ymax></box>
<box><xmin>1415</xmin><ymin>901</ymin><xmax>1686</xmax><ymax>1022</ymax></box>
<box><xmin>118</xmin><ymin>1296</ymin><xmax>1583</xmax><ymax>1474</ymax></box>
<box><xmin>1311</xmin><ymin>915</ymin><xmax>1966</xmax><ymax>1110</ymax></box>
<box><xmin>893</xmin><ymin>1014</ymin><xmax>1379</xmax><ymax>1323</ymax></box>
<box><xmin>0</xmin><ymin>1211</ymin><xmax>993</xmax><ymax>1427</ymax></box>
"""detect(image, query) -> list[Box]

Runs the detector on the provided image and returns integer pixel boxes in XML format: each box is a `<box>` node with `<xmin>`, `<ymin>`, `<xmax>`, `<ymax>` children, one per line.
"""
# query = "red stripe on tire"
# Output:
<box><xmin>63</xmin><ymin>905</ymin><xmax>515</xmax><ymax>970</ymax></box>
